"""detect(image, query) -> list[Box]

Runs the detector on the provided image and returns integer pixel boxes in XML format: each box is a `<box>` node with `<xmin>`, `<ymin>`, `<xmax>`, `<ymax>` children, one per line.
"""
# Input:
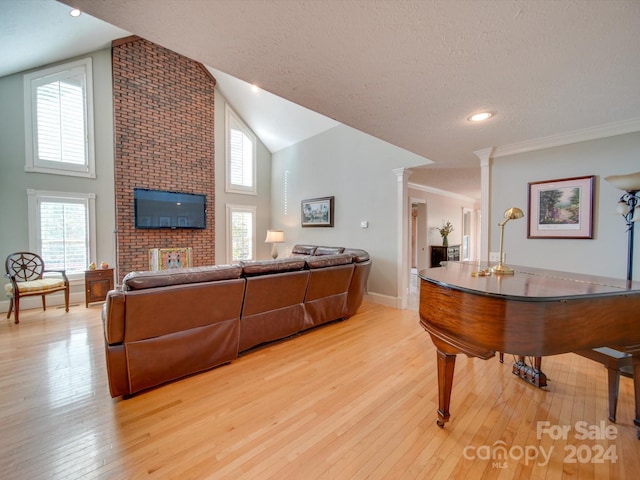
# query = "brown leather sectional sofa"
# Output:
<box><xmin>102</xmin><ymin>245</ymin><xmax>371</xmax><ymax>398</ymax></box>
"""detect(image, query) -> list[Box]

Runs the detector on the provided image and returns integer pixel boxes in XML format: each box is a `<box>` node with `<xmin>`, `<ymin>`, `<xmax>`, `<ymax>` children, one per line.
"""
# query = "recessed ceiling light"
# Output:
<box><xmin>70</xmin><ymin>8</ymin><xmax>82</xmax><ymax>17</ymax></box>
<box><xmin>251</xmin><ymin>84</ymin><xmax>260</xmax><ymax>93</ymax></box>
<box><xmin>468</xmin><ymin>112</ymin><xmax>493</xmax><ymax>122</ymax></box>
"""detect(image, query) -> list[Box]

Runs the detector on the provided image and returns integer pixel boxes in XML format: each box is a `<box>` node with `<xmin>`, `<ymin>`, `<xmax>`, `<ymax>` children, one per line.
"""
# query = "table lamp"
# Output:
<box><xmin>491</xmin><ymin>207</ymin><xmax>524</xmax><ymax>275</ymax></box>
<box><xmin>265</xmin><ymin>230</ymin><xmax>285</xmax><ymax>259</ymax></box>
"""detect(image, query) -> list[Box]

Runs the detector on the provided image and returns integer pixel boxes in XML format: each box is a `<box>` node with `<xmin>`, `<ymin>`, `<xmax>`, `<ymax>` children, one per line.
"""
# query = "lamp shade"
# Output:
<box><xmin>504</xmin><ymin>207</ymin><xmax>524</xmax><ymax>220</ymax></box>
<box><xmin>605</xmin><ymin>172</ymin><xmax>640</xmax><ymax>192</ymax></box>
<box><xmin>265</xmin><ymin>230</ymin><xmax>284</xmax><ymax>243</ymax></box>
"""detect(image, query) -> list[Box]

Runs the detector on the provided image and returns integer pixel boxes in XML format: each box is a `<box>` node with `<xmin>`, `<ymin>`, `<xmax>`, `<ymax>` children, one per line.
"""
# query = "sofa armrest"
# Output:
<box><xmin>103</xmin><ymin>289</ymin><xmax>125</xmax><ymax>345</ymax></box>
<box><xmin>343</xmin><ymin>248</ymin><xmax>370</xmax><ymax>263</ymax></box>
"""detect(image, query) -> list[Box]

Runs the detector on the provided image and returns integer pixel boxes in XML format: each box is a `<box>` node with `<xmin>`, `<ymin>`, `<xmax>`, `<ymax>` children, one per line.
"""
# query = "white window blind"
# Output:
<box><xmin>226</xmin><ymin>204</ymin><xmax>256</xmax><ymax>262</ymax></box>
<box><xmin>225</xmin><ymin>105</ymin><xmax>257</xmax><ymax>194</ymax></box>
<box><xmin>231</xmin><ymin>210</ymin><xmax>253</xmax><ymax>261</ymax></box>
<box><xmin>39</xmin><ymin>200</ymin><xmax>88</xmax><ymax>274</ymax></box>
<box><xmin>229</xmin><ymin>127</ymin><xmax>254</xmax><ymax>187</ymax></box>
<box><xmin>36</xmin><ymin>74</ymin><xmax>87</xmax><ymax>165</ymax></box>
<box><xmin>24</xmin><ymin>58</ymin><xmax>95</xmax><ymax>178</ymax></box>
<box><xmin>28</xmin><ymin>190</ymin><xmax>96</xmax><ymax>279</ymax></box>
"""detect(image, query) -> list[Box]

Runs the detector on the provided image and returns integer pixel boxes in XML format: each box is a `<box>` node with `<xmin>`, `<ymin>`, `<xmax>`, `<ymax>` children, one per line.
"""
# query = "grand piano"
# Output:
<box><xmin>418</xmin><ymin>261</ymin><xmax>640</xmax><ymax>436</ymax></box>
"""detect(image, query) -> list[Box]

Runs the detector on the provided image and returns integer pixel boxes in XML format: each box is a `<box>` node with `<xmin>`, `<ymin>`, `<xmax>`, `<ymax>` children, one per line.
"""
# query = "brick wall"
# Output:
<box><xmin>112</xmin><ymin>36</ymin><xmax>216</xmax><ymax>281</ymax></box>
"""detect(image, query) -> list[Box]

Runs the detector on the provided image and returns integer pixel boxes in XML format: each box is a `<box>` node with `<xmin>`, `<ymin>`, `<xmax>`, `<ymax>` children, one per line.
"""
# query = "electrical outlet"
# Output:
<box><xmin>489</xmin><ymin>252</ymin><xmax>501</xmax><ymax>262</ymax></box>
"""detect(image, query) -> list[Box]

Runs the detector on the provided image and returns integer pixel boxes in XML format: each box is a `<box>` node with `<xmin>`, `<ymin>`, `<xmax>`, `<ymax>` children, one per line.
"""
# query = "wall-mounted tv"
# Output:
<box><xmin>134</xmin><ymin>188</ymin><xmax>206</xmax><ymax>229</ymax></box>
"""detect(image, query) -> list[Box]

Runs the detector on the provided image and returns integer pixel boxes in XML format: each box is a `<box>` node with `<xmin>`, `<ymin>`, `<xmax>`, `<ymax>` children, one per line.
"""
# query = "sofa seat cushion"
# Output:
<box><xmin>240</xmin><ymin>258</ymin><xmax>306</xmax><ymax>276</ymax></box>
<box><xmin>122</xmin><ymin>265</ymin><xmax>242</xmax><ymax>290</ymax></box>
<box><xmin>5</xmin><ymin>278</ymin><xmax>65</xmax><ymax>295</ymax></box>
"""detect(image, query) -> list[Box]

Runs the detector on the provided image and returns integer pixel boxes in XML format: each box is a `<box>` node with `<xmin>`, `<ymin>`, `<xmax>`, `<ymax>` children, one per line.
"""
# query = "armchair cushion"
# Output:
<box><xmin>5</xmin><ymin>278</ymin><xmax>66</xmax><ymax>295</ymax></box>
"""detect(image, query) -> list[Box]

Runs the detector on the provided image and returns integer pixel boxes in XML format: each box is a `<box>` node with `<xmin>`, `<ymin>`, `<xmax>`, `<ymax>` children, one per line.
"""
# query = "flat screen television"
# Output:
<box><xmin>134</xmin><ymin>188</ymin><xmax>207</xmax><ymax>229</ymax></box>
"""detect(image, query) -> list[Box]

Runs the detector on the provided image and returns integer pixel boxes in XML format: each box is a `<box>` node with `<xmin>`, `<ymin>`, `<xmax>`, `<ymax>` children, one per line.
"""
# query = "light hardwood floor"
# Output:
<box><xmin>1</xmin><ymin>301</ymin><xmax>639</xmax><ymax>479</ymax></box>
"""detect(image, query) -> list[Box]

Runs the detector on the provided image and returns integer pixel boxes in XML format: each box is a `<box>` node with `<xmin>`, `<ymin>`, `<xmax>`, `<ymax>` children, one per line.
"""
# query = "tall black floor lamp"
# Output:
<box><xmin>605</xmin><ymin>172</ymin><xmax>640</xmax><ymax>283</ymax></box>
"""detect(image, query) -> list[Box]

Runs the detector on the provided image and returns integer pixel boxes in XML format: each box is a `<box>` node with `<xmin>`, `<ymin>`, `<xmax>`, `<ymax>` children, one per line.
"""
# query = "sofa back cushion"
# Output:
<box><xmin>305</xmin><ymin>253</ymin><xmax>353</xmax><ymax>269</ymax></box>
<box><xmin>241</xmin><ymin>270</ymin><xmax>309</xmax><ymax>316</ymax></box>
<box><xmin>123</xmin><ymin>279</ymin><xmax>245</xmax><ymax>342</ymax></box>
<box><xmin>291</xmin><ymin>244</ymin><xmax>317</xmax><ymax>256</ymax></box>
<box><xmin>122</xmin><ymin>265</ymin><xmax>242</xmax><ymax>290</ymax></box>
<box><xmin>240</xmin><ymin>258</ymin><xmax>306</xmax><ymax>276</ymax></box>
<box><xmin>314</xmin><ymin>246</ymin><xmax>345</xmax><ymax>256</ymax></box>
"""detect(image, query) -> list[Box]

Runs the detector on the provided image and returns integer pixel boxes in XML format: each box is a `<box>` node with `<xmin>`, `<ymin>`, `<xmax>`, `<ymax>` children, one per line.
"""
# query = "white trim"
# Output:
<box><xmin>27</xmin><ymin>189</ymin><xmax>97</xmax><ymax>281</ymax></box>
<box><xmin>473</xmin><ymin>148</ymin><xmax>492</xmax><ymax>263</ymax></box>
<box><xmin>225</xmin><ymin>203</ymin><xmax>257</xmax><ymax>263</ymax></box>
<box><xmin>394</xmin><ymin>167</ymin><xmax>410</xmax><ymax>310</ymax></box>
<box><xmin>492</xmin><ymin>117</ymin><xmax>640</xmax><ymax>158</ymax></box>
<box><xmin>23</xmin><ymin>57</ymin><xmax>96</xmax><ymax>179</ymax></box>
<box><xmin>225</xmin><ymin>104</ymin><xmax>257</xmax><ymax>195</ymax></box>
<box><xmin>408</xmin><ymin>181</ymin><xmax>477</xmax><ymax>204</ymax></box>
<box><xmin>364</xmin><ymin>292</ymin><xmax>400</xmax><ymax>309</ymax></box>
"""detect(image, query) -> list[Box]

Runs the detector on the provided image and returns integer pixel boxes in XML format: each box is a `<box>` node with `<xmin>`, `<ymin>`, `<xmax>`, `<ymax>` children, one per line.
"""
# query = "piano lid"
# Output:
<box><xmin>418</xmin><ymin>262</ymin><xmax>640</xmax><ymax>302</ymax></box>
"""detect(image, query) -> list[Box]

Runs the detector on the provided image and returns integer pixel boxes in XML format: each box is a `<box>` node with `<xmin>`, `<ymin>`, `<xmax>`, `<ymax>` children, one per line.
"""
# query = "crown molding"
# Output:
<box><xmin>492</xmin><ymin>117</ymin><xmax>640</xmax><ymax>158</ymax></box>
<box><xmin>408</xmin><ymin>182</ymin><xmax>477</xmax><ymax>203</ymax></box>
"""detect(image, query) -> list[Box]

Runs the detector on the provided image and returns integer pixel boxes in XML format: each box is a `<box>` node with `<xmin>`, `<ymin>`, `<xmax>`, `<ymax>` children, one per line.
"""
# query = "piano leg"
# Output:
<box><xmin>436</xmin><ymin>348</ymin><xmax>457</xmax><ymax>427</ymax></box>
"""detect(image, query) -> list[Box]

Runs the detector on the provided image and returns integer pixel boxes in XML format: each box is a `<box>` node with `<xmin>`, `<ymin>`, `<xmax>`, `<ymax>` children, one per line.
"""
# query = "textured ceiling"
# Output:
<box><xmin>13</xmin><ymin>1</ymin><xmax>640</xmax><ymax>200</ymax></box>
<box><xmin>0</xmin><ymin>0</ymin><xmax>128</xmax><ymax>78</ymax></box>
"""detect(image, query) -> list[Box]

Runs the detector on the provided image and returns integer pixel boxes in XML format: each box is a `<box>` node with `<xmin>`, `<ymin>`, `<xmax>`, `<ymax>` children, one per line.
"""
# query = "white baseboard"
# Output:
<box><xmin>364</xmin><ymin>292</ymin><xmax>400</xmax><ymax>309</ymax></box>
<box><xmin>1</xmin><ymin>291</ymin><xmax>398</xmax><ymax>314</ymax></box>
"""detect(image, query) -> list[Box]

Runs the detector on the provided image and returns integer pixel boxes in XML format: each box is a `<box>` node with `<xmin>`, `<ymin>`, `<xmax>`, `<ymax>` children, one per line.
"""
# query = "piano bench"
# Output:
<box><xmin>575</xmin><ymin>347</ymin><xmax>633</xmax><ymax>423</ymax></box>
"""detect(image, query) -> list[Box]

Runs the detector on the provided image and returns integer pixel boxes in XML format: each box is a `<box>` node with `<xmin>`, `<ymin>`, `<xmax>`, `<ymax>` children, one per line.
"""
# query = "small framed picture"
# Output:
<box><xmin>527</xmin><ymin>175</ymin><xmax>594</xmax><ymax>239</ymax></box>
<box><xmin>301</xmin><ymin>196</ymin><xmax>334</xmax><ymax>227</ymax></box>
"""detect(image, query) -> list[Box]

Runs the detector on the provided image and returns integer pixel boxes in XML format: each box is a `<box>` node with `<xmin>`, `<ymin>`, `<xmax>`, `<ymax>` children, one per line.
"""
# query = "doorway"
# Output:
<box><xmin>409</xmin><ymin>200</ymin><xmax>427</xmax><ymax>311</ymax></box>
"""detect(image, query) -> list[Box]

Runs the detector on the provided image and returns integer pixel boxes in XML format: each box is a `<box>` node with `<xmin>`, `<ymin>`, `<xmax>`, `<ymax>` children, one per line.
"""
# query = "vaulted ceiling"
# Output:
<box><xmin>5</xmin><ymin>1</ymin><xmax>640</xmax><ymax>200</ymax></box>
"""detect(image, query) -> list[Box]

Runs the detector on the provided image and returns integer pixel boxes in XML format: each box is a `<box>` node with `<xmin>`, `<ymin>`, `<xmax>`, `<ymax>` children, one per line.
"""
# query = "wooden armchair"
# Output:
<box><xmin>4</xmin><ymin>252</ymin><xmax>69</xmax><ymax>324</ymax></box>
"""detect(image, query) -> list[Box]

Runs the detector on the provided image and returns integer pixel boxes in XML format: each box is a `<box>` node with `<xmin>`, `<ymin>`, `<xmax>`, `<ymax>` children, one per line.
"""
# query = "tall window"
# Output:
<box><xmin>225</xmin><ymin>105</ymin><xmax>256</xmax><ymax>195</ymax></box>
<box><xmin>226</xmin><ymin>204</ymin><xmax>256</xmax><ymax>262</ymax></box>
<box><xmin>23</xmin><ymin>58</ymin><xmax>95</xmax><ymax>178</ymax></box>
<box><xmin>27</xmin><ymin>190</ymin><xmax>96</xmax><ymax>279</ymax></box>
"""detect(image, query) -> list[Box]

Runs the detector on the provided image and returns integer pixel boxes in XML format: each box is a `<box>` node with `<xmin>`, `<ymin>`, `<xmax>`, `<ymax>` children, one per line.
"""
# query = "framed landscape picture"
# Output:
<box><xmin>527</xmin><ymin>175</ymin><xmax>594</xmax><ymax>239</ymax></box>
<box><xmin>301</xmin><ymin>196</ymin><xmax>334</xmax><ymax>227</ymax></box>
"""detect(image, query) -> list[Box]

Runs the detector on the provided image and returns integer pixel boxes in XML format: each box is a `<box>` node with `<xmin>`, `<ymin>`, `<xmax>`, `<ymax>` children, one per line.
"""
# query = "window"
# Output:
<box><xmin>24</xmin><ymin>58</ymin><xmax>95</xmax><ymax>178</ymax></box>
<box><xmin>27</xmin><ymin>189</ymin><xmax>96</xmax><ymax>280</ymax></box>
<box><xmin>225</xmin><ymin>204</ymin><xmax>256</xmax><ymax>262</ymax></box>
<box><xmin>225</xmin><ymin>105</ymin><xmax>256</xmax><ymax>194</ymax></box>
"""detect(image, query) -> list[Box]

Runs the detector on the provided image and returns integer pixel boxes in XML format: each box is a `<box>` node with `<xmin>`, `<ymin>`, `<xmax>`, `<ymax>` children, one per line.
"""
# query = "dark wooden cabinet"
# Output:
<box><xmin>85</xmin><ymin>268</ymin><xmax>114</xmax><ymax>307</ymax></box>
<box><xmin>430</xmin><ymin>245</ymin><xmax>461</xmax><ymax>268</ymax></box>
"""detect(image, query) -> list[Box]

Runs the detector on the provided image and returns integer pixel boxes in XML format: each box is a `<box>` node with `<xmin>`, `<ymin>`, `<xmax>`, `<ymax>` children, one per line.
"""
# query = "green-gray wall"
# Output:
<box><xmin>214</xmin><ymin>90</ymin><xmax>273</xmax><ymax>265</ymax></box>
<box><xmin>489</xmin><ymin>131</ymin><xmax>640</xmax><ymax>279</ymax></box>
<box><xmin>270</xmin><ymin>124</ymin><xmax>428</xmax><ymax>302</ymax></box>
<box><xmin>0</xmin><ymin>48</ymin><xmax>116</xmax><ymax>308</ymax></box>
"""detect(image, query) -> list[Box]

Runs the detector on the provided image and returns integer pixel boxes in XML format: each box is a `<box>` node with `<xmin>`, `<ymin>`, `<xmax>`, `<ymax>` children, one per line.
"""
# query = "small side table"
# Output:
<box><xmin>85</xmin><ymin>268</ymin><xmax>114</xmax><ymax>307</ymax></box>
